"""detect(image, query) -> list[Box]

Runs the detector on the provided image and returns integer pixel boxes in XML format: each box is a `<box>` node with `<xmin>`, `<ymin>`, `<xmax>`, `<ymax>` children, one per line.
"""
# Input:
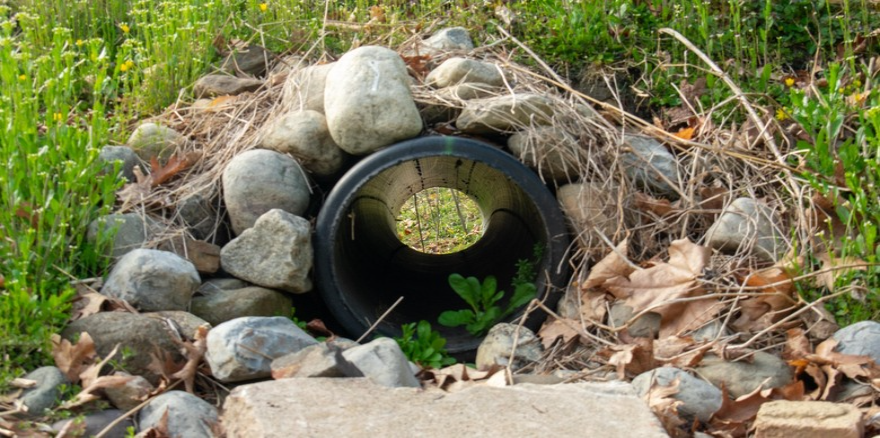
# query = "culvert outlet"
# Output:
<box><xmin>315</xmin><ymin>136</ymin><xmax>569</xmax><ymax>354</ymax></box>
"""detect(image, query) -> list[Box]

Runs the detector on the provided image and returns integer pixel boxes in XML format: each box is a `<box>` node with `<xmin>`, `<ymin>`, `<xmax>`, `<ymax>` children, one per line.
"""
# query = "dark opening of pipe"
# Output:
<box><xmin>315</xmin><ymin>136</ymin><xmax>569</xmax><ymax>354</ymax></box>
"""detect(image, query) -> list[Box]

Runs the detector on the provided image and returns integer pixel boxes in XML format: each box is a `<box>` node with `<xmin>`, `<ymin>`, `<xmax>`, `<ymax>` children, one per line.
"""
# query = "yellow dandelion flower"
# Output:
<box><xmin>18</xmin><ymin>74</ymin><xmax>26</xmax><ymax>81</ymax></box>
<box><xmin>75</xmin><ymin>39</ymin><xmax>84</xmax><ymax>47</ymax></box>
<box><xmin>120</xmin><ymin>23</ymin><xmax>130</xmax><ymax>34</ymax></box>
<box><xmin>784</xmin><ymin>77</ymin><xmax>795</xmax><ymax>87</ymax></box>
<box><xmin>775</xmin><ymin>108</ymin><xmax>788</xmax><ymax>121</ymax></box>
<box><xmin>120</xmin><ymin>63</ymin><xmax>129</xmax><ymax>72</ymax></box>
<box><xmin>853</xmin><ymin>80</ymin><xmax>862</xmax><ymax>88</ymax></box>
<box><xmin>259</xmin><ymin>3</ymin><xmax>268</xmax><ymax>12</ymax></box>
<box><xmin>125</xmin><ymin>60</ymin><xmax>135</xmax><ymax>69</ymax></box>
<box><xmin>53</xmin><ymin>112</ymin><xmax>64</xmax><ymax>122</ymax></box>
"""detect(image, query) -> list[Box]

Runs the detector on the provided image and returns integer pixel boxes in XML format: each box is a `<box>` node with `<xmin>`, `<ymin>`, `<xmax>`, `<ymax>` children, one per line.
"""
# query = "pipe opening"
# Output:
<box><xmin>315</xmin><ymin>137</ymin><xmax>569</xmax><ymax>354</ymax></box>
<box><xmin>395</xmin><ymin>187</ymin><xmax>484</xmax><ymax>255</ymax></box>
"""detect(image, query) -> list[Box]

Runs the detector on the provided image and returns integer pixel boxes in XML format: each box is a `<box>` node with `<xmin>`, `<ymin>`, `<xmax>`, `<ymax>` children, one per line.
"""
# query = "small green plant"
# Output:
<box><xmin>393</xmin><ymin>320</ymin><xmax>455</xmax><ymax>370</ymax></box>
<box><xmin>438</xmin><ymin>273</ymin><xmax>536</xmax><ymax>337</ymax></box>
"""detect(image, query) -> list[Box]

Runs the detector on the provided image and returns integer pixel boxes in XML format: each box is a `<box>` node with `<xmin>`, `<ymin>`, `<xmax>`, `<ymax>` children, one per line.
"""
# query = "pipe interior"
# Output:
<box><xmin>330</xmin><ymin>153</ymin><xmax>551</xmax><ymax>351</ymax></box>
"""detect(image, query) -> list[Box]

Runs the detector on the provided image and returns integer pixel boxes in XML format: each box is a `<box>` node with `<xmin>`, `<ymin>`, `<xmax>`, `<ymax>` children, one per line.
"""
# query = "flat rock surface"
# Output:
<box><xmin>222</xmin><ymin>378</ymin><xmax>668</xmax><ymax>438</ymax></box>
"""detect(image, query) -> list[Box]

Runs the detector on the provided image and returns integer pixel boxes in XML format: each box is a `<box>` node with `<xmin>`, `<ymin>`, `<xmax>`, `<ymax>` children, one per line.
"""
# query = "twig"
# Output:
<box><xmin>356</xmin><ymin>296</ymin><xmax>405</xmax><ymax>343</ymax></box>
<box><xmin>532</xmin><ymin>299</ymin><xmax>615</xmax><ymax>347</ymax></box>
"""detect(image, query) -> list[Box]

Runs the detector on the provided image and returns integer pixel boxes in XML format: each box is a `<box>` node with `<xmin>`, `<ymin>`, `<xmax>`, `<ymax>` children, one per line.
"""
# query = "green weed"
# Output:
<box><xmin>394</xmin><ymin>320</ymin><xmax>455</xmax><ymax>369</ymax></box>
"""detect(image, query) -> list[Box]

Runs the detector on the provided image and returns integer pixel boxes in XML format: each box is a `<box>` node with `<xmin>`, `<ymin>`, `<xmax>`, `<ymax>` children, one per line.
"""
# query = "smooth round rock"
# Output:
<box><xmin>632</xmin><ymin>366</ymin><xmax>722</xmax><ymax>423</ymax></box>
<box><xmin>476</xmin><ymin>323</ymin><xmax>543</xmax><ymax>371</ymax></box>
<box><xmin>705</xmin><ymin>197</ymin><xmax>783</xmax><ymax>262</ymax></box>
<box><xmin>832</xmin><ymin>320</ymin><xmax>880</xmax><ymax>364</ymax></box>
<box><xmin>696</xmin><ymin>352</ymin><xmax>793</xmax><ymax>398</ymax></box>
<box><xmin>191</xmin><ymin>286</ymin><xmax>293</xmax><ymax>326</ymax></box>
<box><xmin>222</xmin><ymin>149</ymin><xmax>310</xmax><ymax>235</ymax></box>
<box><xmin>100</xmin><ymin>248</ymin><xmax>200</xmax><ymax>312</ymax></box>
<box><xmin>139</xmin><ymin>391</ymin><xmax>219</xmax><ymax>438</ymax></box>
<box><xmin>259</xmin><ymin>110</ymin><xmax>344</xmax><ymax>178</ymax></box>
<box><xmin>127</xmin><ymin>122</ymin><xmax>182</xmax><ymax>162</ymax></box>
<box><xmin>86</xmin><ymin>213</ymin><xmax>162</xmax><ymax>261</ymax></box>
<box><xmin>98</xmin><ymin>145</ymin><xmax>141</xmax><ymax>182</ymax></box>
<box><xmin>19</xmin><ymin>366</ymin><xmax>67</xmax><ymax>418</ymax></box>
<box><xmin>324</xmin><ymin>46</ymin><xmax>422</xmax><ymax>155</ymax></box>
<box><xmin>426</xmin><ymin>58</ymin><xmax>503</xmax><ymax>88</ymax></box>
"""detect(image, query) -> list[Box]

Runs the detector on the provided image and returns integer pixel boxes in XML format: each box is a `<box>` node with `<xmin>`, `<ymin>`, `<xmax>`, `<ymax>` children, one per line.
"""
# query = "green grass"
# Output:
<box><xmin>2</xmin><ymin>0</ymin><xmax>880</xmax><ymax>387</ymax></box>
<box><xmin>396</xmin><ymin>187</ymin><xmax>483</xmax><ymax>254</ymax></box>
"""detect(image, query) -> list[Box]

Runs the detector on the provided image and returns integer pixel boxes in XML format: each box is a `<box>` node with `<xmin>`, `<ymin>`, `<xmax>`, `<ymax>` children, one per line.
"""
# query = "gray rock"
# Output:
<box><xmin>832</xmin><ymin>320</ymin><xmax>880</xmax><ymax>364</ymax></box>
<box><xmin>754</xmin><ymin>400</ymin><xmax>863</xmax><ymax>438</ymax></box>
<box><xmin>206</xmin><ymin>316</ymin><xmax>318</xmax><ymax>382</ymax></box>
<box><xmin>86</xmin><ymin>213</ymin><xmax>162</xmax><ymax>261</ymax></box>
<box><xmin>178</xmin><ymin>194</ymin><xmax>217</xmax><ymax>240</ymax></box>
<box><xmin>62</xmin><ymin>312</ymin><xmax>184</xmax><ymax>385</ymax></box>
<box><xmin>341</xmin><ymin>337</ymin><xmax>420</xmax><ymax>388</ymax></box>
<box><xmin>423</xmin><ymin>27</ymin><xmax>474</xmax><ymax>52</ymax></box>
<box><xmin>435</xmin><ymin>82</ymin><xmax>500</xmax><ymax>100</ymax></box>
<box><xmin>556</xmin><ymin>183</ymin><xmax>618</xmax><ymax>253</ymax></box>
<box><xmin>456</xmin><ymin>94</ymin><xmax>553</xmax><ymax>134</ymax></box>
<box><xmin>508</xmin><ymin>127</ymin><xmax>583</xmax><ymax>182</ymax></box>
<box><xmin>100</xmin><ymin>248</ymin><xmax>200</xmax><ymax>312</ymax></box>
<box><xmin>19</xmin><ymin>366</ymin><xmax>67</xmax><ymax>418</ymax></box>
<box><xmin>138</xmin><ymin>391</ymin><xmax>219</xmax><ymax>438</ymax></box>
<box><xmin>689</xmin><ymin>320</ymin><xmax>729</xmax><ymax>342</ymax></box>
<box><xmin>620</xmin><ymin>134</ymin><xmax>681</xmax><ymax>199</ymax></box>
<box><xmin>324</xmin><ymin>46</ymin><xmax>422</xmax><ymax>155</ymax></box>
<box><xmin>220</xmin><ymin>45</ymin><xmax>272</xmax><ymax>76</ymax></box>
<box><xmin>53</xmin><ymin>409</ymin><xmax>133</xmax><ymax>438</ymax></box>
<box><xmin>145</xmin><ymin>311</ymin><xmax>211</xmax><ymax>340</ymax></box>
<box><xmin>220</xmin><ymin>209</ymin><xmax>313</xmax><ymax>293</ymax></box>
<box><xmin>284</xmin><ymin>62</ymin><xmax>334</xmax><ymax>113</ymax></box>
<box><xmin>632</xmin><ymin>366</ymin><xmax>722</xmax><ymax>423</ymax></box>
<box><xmin>608</xmin><ymin>302</ymin><xmax>661</xmax><ymax>339</ymax></box>
<box><xmin>98</xmin><ymin>145</ymin><xmax>142</xmax><ymax>182</ymax></box>
<box><xmin>198</xmin><ymin>278</ymin><xmax>249</xmax><ymax>293</ymax></box>
<box><xmin>104</xmin><ymin>373</ymin><xmax>154</xmax><ymax>412</ymax></box>
<box><xmin>426</xmin><ymin>58</ymin><xmax>503</xmax><ymax>88</ymax></box>
<box><xmin>126</xmin><ymin>122</ymin><xmax>183</xmax><ymax>162</ymax></box>
<box><xmin>259</xmin><ymin>110</ymin><xmax>344</xmax><ymax>178</ymax></box>
<box><xmin>222</xmin><ymin>378</ymin><xmax>668</xmax><ymax>437</ymax></box>
<box><xmin>476</xmin><ymin>323</ymin><xmax>544</xmax><ymax>371</ymax></box>
<box><xmin>705</xmin><ymin>197</ymin><xmax>784</xmax><ymax>262</ymax></box>
<box><xmin>696</xmin><ymin>352</ymin><xmax>793</xmax><ymax>398</ymax></box>
<box><xmin>222</xmin><ymin>149</ymin><xmax>310</xmax><ymax>235</ymax></box>
<box><xmin>194</xmin><ymin>74</ymin><xmax>263</xmax><ymax>98</ymax></box>
<box><xmin>271</xmin><ymin>343</ymin><xmax>348</xmax><ymax>379</ymax></box>
<box><xmin>191</xmin><ymin>286</ymin><xmax>292</xmax><ymax>326</ymax></box>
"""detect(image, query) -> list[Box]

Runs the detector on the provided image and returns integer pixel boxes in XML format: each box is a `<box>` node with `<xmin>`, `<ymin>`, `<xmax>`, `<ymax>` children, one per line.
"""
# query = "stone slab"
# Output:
<box><xmin>221</xmin><ymin>378</ymin><xmax>667</xmax><ymax>438</ymax></box>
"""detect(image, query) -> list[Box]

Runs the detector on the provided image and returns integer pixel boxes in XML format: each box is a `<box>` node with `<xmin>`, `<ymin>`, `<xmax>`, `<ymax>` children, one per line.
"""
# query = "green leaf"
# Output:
<box><xmin>481</xmin><ymin>275</ymin><xmax>498</xmax><ymax>306</ymax></box>
<box><xmin>438</xmin><ymin>309</ymin><xmax>474</xmax><ymax>327</ymax></box>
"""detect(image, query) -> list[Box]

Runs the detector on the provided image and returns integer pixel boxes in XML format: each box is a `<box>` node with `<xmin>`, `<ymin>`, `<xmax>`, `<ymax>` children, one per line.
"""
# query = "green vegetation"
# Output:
<box><xmin>397</xmin><ymin>187</ymin><xmax>483</xmax><ymax>254</ymax></box>
<box><xmin>393</xmin><ymin>320</ymin><xmax>455</xmax><ymax>369</ymax></box>
<box><xmin>438</xmin><ymin>272</ymin><xmax>537</xmax><ymax>337</ymax></box>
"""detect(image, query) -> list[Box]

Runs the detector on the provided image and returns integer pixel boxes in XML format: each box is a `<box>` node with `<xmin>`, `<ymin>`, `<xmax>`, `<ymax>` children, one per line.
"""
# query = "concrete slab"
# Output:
<box><xmin>221</xmin><ymin>378</ymin><xmax>668</xmax><ymax>438</ymax></box>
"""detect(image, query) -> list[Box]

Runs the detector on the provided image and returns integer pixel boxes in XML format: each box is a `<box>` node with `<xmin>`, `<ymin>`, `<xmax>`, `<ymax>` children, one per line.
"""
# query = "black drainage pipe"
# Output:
<box><xmin>315</xmin><ymin>136</ymin><xmax>569</xmax><ymax>355</ymax></box>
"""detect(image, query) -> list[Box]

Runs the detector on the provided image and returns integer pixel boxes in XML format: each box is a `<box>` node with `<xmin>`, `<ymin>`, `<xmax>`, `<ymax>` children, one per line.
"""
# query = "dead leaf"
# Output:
<box><xmin>400</xmin><ymin>54</ymin><xmax>431</xmax><ymax>80</ymax></box>
<box><xmin>205</xmin><ymin>95</ymin><xmax>238</xmax><ymax>111</ymax></box>
<box><xmin>369</xmin><ymin>5</ymin><xmax>386</xmax><ymax>23</ymax></box>
<box><xmin>643</xmin><ymin>376</ymin><xmax>688</xmax><ymax>436</ymax></box>
<box><xmin>604</xmin><ymin>239</ymin><xmax>721</xmax><ymax>337</ymax></box>
<box><xmin>305</xmin><ymin>319</ymin><xmax>335</xmax><ymax>339</ymax></box>
<box><xmin>634</xmin><ymin>192</ymin><xmax>675</xmax><ymax>217</ymax></box>
<box><xmin>150</xmin><ymin>153</ymin><xmax>195</xmax><ymax>187</ymax></box>
<box><xmin>673</xmin><ymin>127</ymin><xmax>695</xmax><ymax>141</ymax></box>
<box><xmin>654</xmin><ymin>336</ymin><xmax>709</xmax><ymax>368</ymax></box>
<box><xmin>783</xmin><ymin>328</ymin><xmax>812</xmax><ymax>361</ymax></box>
<box><xmin>51</xmin><ymin>333</ymin><xmax>97</xmax><ymax>383</ymax></box>
<box><xmin>602</xmin><ymin>338</ymin><xmax>655</xmax><ymax>379</ymax></box>
<box><xmin>537</xmin><ymin>317</ymin><xmax>581</xmax><ymax>349</ymax></box>
<box><xmin>731</xmin><ymin>266</ymin><xmax>797</xmax><ymax>333</ymax></box>
<box><xmin>582</xmin><ymin>238</ymin><xmax>634</xmax><ymax>289</ymax></box>
<box><xmin>815</xmin><ymin>253</ymin><xmax>867</xmax><ymax>291</ymax></box>
<box><xmin>170</xmin><ymin>325</ymin><xmax>209</xmax><ymax>393</ymax></box>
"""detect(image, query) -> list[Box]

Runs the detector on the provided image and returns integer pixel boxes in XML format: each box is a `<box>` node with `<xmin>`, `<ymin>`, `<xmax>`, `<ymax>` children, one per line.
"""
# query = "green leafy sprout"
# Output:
<box><xmin>393</xmin><ymin>320</ymin><xmax>455</xmax><ymax>370</ymax></box>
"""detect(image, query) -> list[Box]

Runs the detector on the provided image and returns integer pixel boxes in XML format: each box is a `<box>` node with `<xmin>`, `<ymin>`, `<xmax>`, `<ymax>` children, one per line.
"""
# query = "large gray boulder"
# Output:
<box><xmin>191</xmin><ymin>285</ymin><xmax>292</xmax><ymax>326</ymax></box>
<box><xmin>126</xmin><ymin>122</ymin><xmax>183</xmax><ymax>161</ymax></box>
<box><xmin>456</xmin><ymin>94</ymin><xmax>553</xmax><ymax>134</ymax></box>
<box><xmin>475</xmin><ymin>323</ymin><xmax>543</xmax><ymax>371</ymax></box>
<box><xmin>259</xmin><ymin>110</ymin><xmax>344</xmax><ymax>178</ymax></box>
<box><xmin>100</xmin><ymin>248</ymin><xmax>200</xmax><ymax>312</ymax></box>
<box><xmin>61</xmin><ymin>312</ymin><xmax>185</xmax><ymax>384</ymax></box>
<box><xmin>632</xmin><ymin>366</ymin><xmax>722</xmax><ymax>423</ymax></box>
<box><xmin>222</xmin><ymin>149</ymin><xmax>310</xmax><ymax>235</ymax></box>
<box><xmin>832</xmin><ymin>321</ymin><xmax>880</xmax><ymax>364</ymax></box>
<box><xmin>220</xmin><ymin>209</ymin><xmax>313</xmax><ymax>293</ymax></box>
<box><xmin>98</xmin><ymin>145</ymin><xmax>141</xmax><ymax>182</ymax></box>
<box><xmin>705</xmin><ymin>197</ymin><xmax>784</xmax><ymax>262</ymax></box>
<box><xmin>426</xmin><ymin>58</ymin><xmax>503</xmax><ymax>88</ymax></box>
<box><xmin>86</xmin><ymin>213</ymin><xmax>162</xmax><ymax>261</ymax></box>
<box><xmin>138</xmin><ymin>391</ymin><xmax>219</xmax><ymax>438</ymax></box>
<box><xmin>206</xmin><ymin>317</ymin><xmax>318</xmax><ymax>382</ymax></box>
<box><xmin>341</xmin><ymin>337</ymin><xmax>420</xmax><ymax>388</ymax></box>
<box><xmin>620</xmin><ymin>135</ymin><xmax>681</xmax><ymax>199</ymax></box>
<box><xmin>324</xmin><ymin>46</ymin><xmax>422</xmax><ymax>155</ymax></box>
<box><xmin>422</xmin><ymin>27</ymin><xmax>474</xmax><ymax>53</ymax></box>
